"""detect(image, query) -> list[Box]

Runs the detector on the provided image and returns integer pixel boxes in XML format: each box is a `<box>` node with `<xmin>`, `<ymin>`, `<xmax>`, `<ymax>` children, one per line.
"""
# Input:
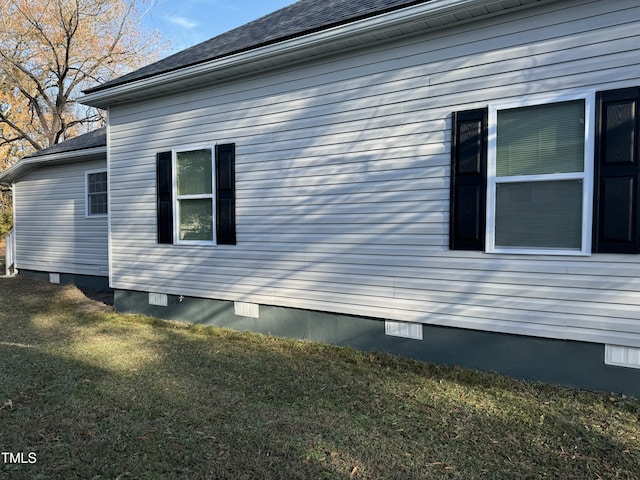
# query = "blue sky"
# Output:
<box><xmin>143</xmin><ymin>0</ymin><xmax>296</xmax><ymax>53</ymax></box>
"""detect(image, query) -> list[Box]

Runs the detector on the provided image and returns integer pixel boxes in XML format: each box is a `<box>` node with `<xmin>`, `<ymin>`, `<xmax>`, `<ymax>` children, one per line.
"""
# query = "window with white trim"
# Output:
<box><xmin>487</xmin><ymin>96</ymin><xmax>594</xmax><ymax>255</ymax></box>
<box><xmin>451</xmin><ymin>88</ymin><xmax>640</xmax><ymax>255</ymax></box>
<box><xmin>157</xmin><ymin>143</ymin><xmax>236</xmax><ymax>246</ymax></box>
<box><xmin>86</xmin><ymin>170</ymin><xmax>107</xmax><ymax>217</ymax></box>
<box><xmin>173</xmin><ymin>147</ymin><xmax>215</xmax><ymax>243</ymax></box>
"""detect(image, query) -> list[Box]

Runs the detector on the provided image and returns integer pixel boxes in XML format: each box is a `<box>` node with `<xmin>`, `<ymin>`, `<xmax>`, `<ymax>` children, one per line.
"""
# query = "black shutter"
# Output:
<box><xmin>216</xmin><ymin>143</ymin><xmax>236</xmax><ymax>245</ymax></box>
<box><xmin>157</xmin><ymin>151</ymin><xmax>174</xmax><ymax>244</ymax></box>
<box><xmin>593</xmin><ymin>87</ymin><xmax>640</xmax><ymax>253</ymax></box>
<box><xmin>450</xmin><ymin>108</ymin><xmax>488</xmax><ymax>250</ymax></box>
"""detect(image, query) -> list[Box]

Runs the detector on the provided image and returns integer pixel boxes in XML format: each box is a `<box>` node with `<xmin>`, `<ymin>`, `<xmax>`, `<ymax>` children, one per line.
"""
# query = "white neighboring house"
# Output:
<box><xmin>0</xmin><ymin>128</ymin><xmax>108</xmax><ymax>288</ymax></box>
<box><xmin>5</xmin><ymin>0</ymin><xmax>640</xmax><ymax>395</ymax></box>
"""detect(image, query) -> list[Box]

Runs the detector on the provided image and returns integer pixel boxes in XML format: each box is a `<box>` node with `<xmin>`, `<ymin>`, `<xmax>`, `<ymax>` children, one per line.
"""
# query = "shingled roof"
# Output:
<box><xmin>27</xmin><ymin>127</ymin><xmax>107</xmax><ymax>158</ymax></box>
<box><xmin>0</xmin><ymin>128</ymin><xmax>107</xmax><ymax>184</ymax></box>
<box><xmin>85</xmin><ymin>0</ymin><xmax>428</xmax><ymax>93</ymax></box>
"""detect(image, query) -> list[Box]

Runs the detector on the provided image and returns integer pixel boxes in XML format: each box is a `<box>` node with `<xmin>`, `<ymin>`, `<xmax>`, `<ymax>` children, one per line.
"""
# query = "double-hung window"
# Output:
<box><xmin>156</xmin><ymin>143</ymin><xmax>236</xmax><ymax>246</ymax></box>
<box><xmin>86</xmin><ymin>170</ymin><xmax>108</xmax><ymax>217</ymax></box>
<box><xmin>174</xmin><ymin>147</ymin><xmax>215</xmax><ymax>244</ymax></box>
<box><xmin>451</xmin><ymin>93</ymin><xmax>596</xmax><ymax>255</ymax></box>
<box><xmin>486</xmin><ymin>96</ymin><xmax>594</xmax><ymax>255</ymax></box>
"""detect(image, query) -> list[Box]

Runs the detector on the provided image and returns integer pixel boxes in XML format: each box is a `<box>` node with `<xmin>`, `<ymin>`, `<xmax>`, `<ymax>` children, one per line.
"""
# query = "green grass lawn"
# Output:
<box><xmin>1</xmin><ymin>276</ymin><xmax>639</xmax><ymax>479</ymax></box>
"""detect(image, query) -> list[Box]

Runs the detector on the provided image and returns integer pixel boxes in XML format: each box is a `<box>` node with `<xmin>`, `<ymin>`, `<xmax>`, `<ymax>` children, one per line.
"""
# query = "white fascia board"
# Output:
<box><xmin>0</xmin><ymin>146</ymin><xmax>107</xmax><ymax>185</ymax></box>
<box><xmin>80</xmin><ymin>0</ymin><xmax>533</xmax><ymax>109</ymax></box>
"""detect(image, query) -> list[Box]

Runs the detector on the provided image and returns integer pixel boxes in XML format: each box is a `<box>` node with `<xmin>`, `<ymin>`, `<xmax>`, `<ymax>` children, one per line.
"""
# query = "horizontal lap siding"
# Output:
<box><xmin>15</xmin><ymin>160</ymin><xmax>108</xmax><ymax>276</ymax></box>
<box><xmin>108</xmin><ymin>0</ymin><xmax>640</xmax><ymax>346</ymax></box>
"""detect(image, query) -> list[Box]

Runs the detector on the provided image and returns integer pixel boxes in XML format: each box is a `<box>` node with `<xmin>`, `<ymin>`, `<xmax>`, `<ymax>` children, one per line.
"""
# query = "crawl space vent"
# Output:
<box><xmin>234</xmin><ymin>302</ymin><xmax>259</xmax><ymax>318</ymax></box>
<box><xmin>385</xmin><ymin>320</ymin><xmax>423</xmax><ymax>340</ymax></box>
<box><xmin>605</xmin><ymin>345</ymin><xmax>640</xmax><ymax>369</ymax></box>
<box><xmin>148</xmin><ymin>292</ymin><xmax>168</xmax><ymax>307</ymax></box>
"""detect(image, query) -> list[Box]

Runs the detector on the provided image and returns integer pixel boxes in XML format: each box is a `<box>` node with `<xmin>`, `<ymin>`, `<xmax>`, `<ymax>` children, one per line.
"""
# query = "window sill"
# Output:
<box><xmin>487</xmin><ymin>247</ymin><xmax>590</xmax><ymax>256</ymax></box>
<box><xmin>174</xmin><ymin>241</ymin><xmax>217</xmax><ymax>247</ymax></box>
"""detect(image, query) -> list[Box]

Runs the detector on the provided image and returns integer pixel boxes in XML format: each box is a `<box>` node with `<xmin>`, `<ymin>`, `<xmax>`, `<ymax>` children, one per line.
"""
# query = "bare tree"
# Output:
<box><xmin>0</xmin><ymin>0</ymin><xmax>165</xmax><ymax>168</ymax></box>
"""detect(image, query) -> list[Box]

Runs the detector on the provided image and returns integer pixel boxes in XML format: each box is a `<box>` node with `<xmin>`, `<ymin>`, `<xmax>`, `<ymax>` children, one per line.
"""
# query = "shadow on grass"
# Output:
<box><xmin>1</xmin><ymin>276</ymin><xmax>639</xmax><ymax>479</ymax></box>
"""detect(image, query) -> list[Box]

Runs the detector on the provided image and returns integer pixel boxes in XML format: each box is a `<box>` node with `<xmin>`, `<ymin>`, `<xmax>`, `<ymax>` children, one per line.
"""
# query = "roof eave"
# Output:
<box><xmin>0</xmin><ymin>146</ymin><xmax>107</xmax><ymax>185</ymax></box>
<box><xmin>80</xmin><ymin>0</ymin><xmax>533</xmax><ymax>109</ymax></box>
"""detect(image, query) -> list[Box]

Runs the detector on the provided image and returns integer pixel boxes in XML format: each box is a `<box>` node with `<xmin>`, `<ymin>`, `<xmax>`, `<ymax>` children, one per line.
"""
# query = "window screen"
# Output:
<box><xmin>493</xmin><ymin>100</ymin><xmax>586</xmax><ymax>251</ymax></box>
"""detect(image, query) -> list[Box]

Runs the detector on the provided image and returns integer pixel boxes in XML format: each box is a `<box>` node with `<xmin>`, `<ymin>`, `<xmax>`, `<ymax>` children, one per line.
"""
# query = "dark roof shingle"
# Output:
<box><xmin>27</xmin><ymin>127</ymin><xmax>107</xmax><ymax>158</ymax></box>
<box><xmin>85</xmin><ymin>0</ymin><xmax>427</xmax><ymax>93</ymax></box>
<box><xmin>0</xmin><ymin>128</ymin><xmax>107</xmax><ymax>184</ymax></box>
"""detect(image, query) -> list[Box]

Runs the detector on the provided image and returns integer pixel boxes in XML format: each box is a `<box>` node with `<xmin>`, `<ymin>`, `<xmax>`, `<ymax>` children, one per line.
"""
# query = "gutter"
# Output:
<box><xmin>0</xmin><ymin>146</ymin><xmax>107</xmax><ymax>186</ymax></box>
<box><xmin>80</xmin><ymin>0</ymin><xmax>531</xmax><ymax>109</ymax></box>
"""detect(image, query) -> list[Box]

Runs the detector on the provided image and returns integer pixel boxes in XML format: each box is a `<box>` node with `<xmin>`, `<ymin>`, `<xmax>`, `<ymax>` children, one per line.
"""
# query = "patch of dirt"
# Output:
<box><xmin>83</xmin><ymin>289</ymin><xmax>114</xmax><ymax>306</ymax></box>
<box><xmin>77</xmin><ymin>287</ymin><xmax>115</xmax><ymax>313</ymax></box>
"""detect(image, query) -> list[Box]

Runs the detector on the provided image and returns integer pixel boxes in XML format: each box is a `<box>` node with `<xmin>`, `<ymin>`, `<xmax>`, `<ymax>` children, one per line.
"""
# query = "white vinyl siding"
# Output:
<box><xmin>14</xmin><ymin>159</ymin><xmax>109</xmax><ymax>276</ymax></box>
<box><xmin>107</xmin><ymin>0</ymin><xmax>640</xmax><ymax>348</ymax></box>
